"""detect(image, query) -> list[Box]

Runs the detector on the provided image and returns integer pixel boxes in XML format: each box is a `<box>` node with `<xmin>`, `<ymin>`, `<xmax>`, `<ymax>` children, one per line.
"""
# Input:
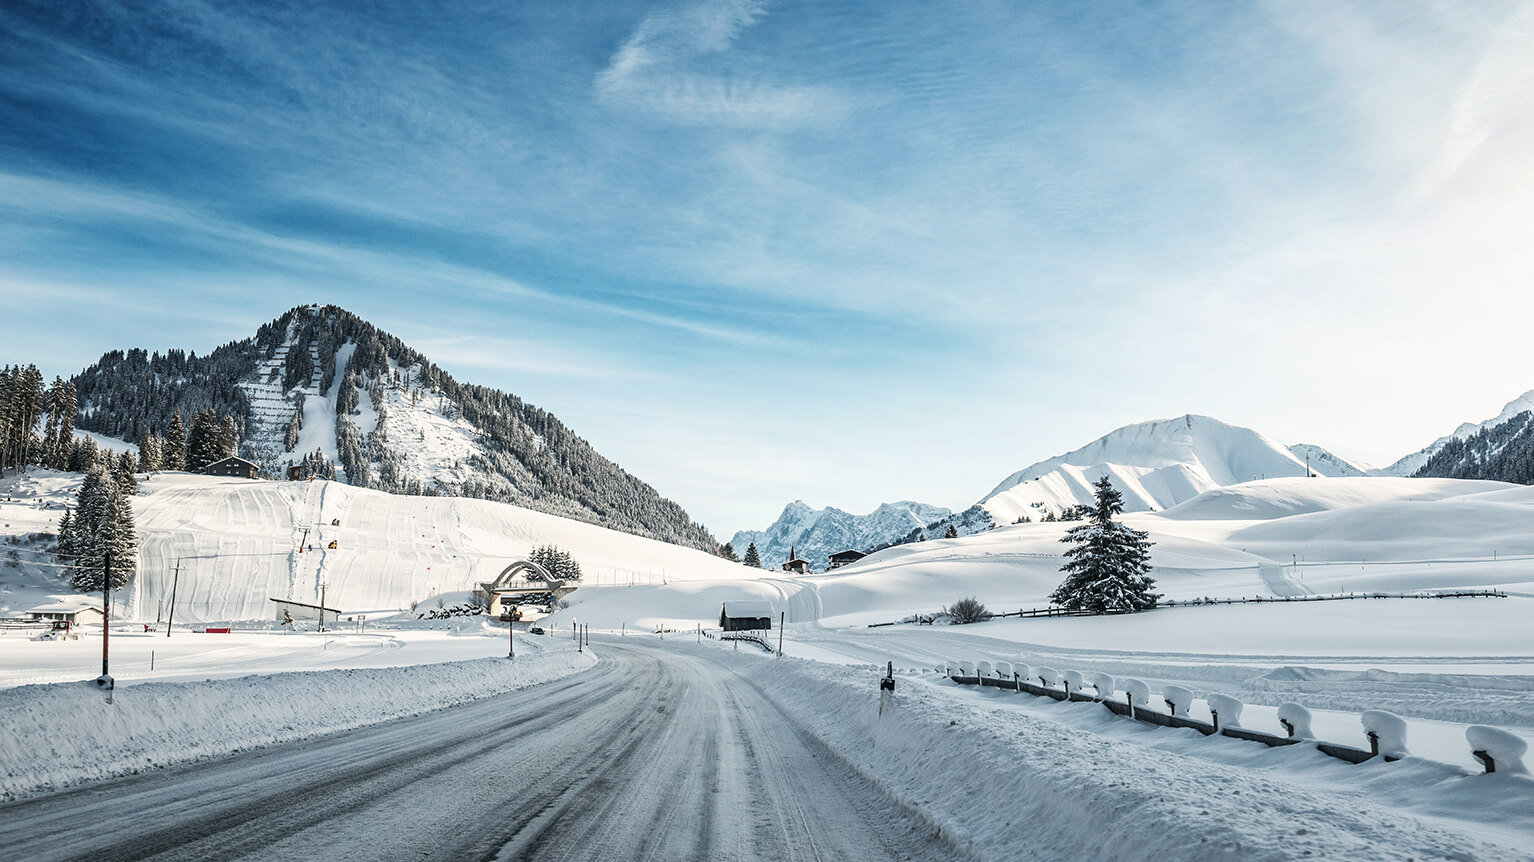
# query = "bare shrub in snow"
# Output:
<box><xmin>943</xmin><ymin>596</ymin><xmax>989</xmax><ymax>624</ymax></box>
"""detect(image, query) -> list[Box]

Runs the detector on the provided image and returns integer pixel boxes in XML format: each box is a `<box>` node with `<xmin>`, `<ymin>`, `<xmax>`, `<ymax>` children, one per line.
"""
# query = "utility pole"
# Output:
<box><xmin>777</xmin><ymin>612</ymin><xmax>784</xmax><ymax>657</ymax></box>
<box><xmin>507</xmin><ymin>617</ymin><xmax>514</xmax><ymax>659</ymax></box>
<box><xmin>319</xmin><ymin>582</ymin><xmax>329</xmax><ymax>633</ymax></box>
<box><xmin>166</xmin><ymin>558</ymin><xmax>180</xmax><ymax>638</ymax></box>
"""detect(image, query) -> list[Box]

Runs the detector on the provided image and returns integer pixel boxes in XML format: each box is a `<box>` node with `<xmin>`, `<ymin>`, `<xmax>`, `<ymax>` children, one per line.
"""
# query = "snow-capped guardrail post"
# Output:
<box><xmin>1206</xmin><ymin>694</ymin><xmax>1243</xmax><ymax>733</ymax></box>
<box><xmin>1361</xmin><ymin>710</ymin><xmax>1409</xmax><ymax>761</ymax></box>
<box><xmin>1278</xmin><ymin>703</ymin><xmax>1313</xmax><ymax>739</ymax></box>
<box><xmin>1162</xmin><ymin>685</ymin><xmax>1193</xmax><ymax>718</ymax></box>
<box><xmin>1124</xmin><ymin>678</ymin><xmax>1151</xmax><ymax>721</ymax></box>
<box><xmin>1091</xmin><ymin>673</ymin><xmax>1116</xmax><ymax>703</ymax></box>
<box><xmin>880</xmin><ymin>661</ymin><xmax>895</xmax><ymax>692</ymax></box>
<box><xmin>1062</xmin><ymin>670</ymin><xmax>1083</xmax><ymax>698</ymax></box>
<box><xmin>1466</xmin><ymin>726</ymin><xmax>1528</xmax><ymax>774</ymax></box>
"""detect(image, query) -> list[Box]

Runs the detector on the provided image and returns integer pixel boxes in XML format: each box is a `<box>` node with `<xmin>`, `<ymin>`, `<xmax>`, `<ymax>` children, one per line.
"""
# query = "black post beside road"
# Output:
<box><xmin>102</xmin><ymin>552</ymin><xmax>110</xmax><ymax>678</ymax></box>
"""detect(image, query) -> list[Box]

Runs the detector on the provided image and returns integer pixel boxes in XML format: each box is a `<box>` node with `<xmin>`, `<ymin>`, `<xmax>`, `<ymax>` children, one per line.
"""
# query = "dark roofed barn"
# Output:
<box><xmin>202</xmin><ymin>456</ymin><xmax>260</xmax><ymax>479</ymax></box>
<box><xmin>720</xmin><ymin>601</ymin><xmax>774</xmax><ymax>632</ymax></box>
<box><xmin>827</xmin><ymin>549</ymin><xmax>867</xmax><ymax>569</ymax></box>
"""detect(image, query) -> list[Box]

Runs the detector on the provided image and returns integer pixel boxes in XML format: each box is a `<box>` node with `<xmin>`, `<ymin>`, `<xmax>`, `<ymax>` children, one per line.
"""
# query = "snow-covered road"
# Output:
<box><xmin>0</xmin><ymin>641</ymin><xmax>956</xmax><ymax>862</ymax></box>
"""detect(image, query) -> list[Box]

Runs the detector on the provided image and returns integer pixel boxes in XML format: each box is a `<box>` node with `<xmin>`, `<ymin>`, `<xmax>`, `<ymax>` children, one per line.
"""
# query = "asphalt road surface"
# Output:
<box><xmin>0</xmin><ymin>641</ymin><xmax>959</xmax><ymax>861</ymax></box>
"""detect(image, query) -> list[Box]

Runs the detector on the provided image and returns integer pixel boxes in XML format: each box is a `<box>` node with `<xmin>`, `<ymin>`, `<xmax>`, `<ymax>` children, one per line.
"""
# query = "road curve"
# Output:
<box><xmin>0</xmin><ymin>640</ymin><xmax>958</xmax><ymax>861</ymax></box>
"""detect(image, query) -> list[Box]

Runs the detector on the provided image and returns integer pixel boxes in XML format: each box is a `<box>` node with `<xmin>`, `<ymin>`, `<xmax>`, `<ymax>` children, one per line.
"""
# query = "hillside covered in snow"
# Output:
<box><xmin>69</xmin><ymin>305</ymin><xmax>718</xmax><ymax>551</ymax></box>
<box><xmin>976</xmin><ymin>414</ymin><xmax>1374</xmax><ymax>524</ymax></box>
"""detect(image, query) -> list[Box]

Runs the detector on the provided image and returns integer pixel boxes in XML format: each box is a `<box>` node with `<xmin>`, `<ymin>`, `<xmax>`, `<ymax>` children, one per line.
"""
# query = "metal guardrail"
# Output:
<box><xmin>950</xmin><ymin>672</ymin><xmax>1390</xmax><ymax>766</ymax></box>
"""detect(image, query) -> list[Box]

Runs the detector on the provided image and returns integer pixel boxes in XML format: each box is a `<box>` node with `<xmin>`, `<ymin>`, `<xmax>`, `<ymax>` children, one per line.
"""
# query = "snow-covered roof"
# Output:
<box><xmin>721</xmin><ymin>601</ymin><xmax>774</xmax><ymax>618</ymax></box>
<box><xmin>204</xmin><ymin>456</ymin><xmax>260</xmax><ymax>469</ymax></box>
<box><xmin>25</xmin><ymin>604</ymin><xmax>102</xmax><ymax>616</ymax></box>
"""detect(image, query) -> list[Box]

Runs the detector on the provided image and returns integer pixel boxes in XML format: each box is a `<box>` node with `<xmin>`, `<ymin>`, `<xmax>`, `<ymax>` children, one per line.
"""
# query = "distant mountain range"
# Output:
<box><xmin>729</xmin><ymin>501</ymin><xmax>951</xmax><ymax>572</ymax></box>
<box><xmin>70</xmin><ymin>305</ymin><xmax>718</xmax><ymax>551</ymax></box>
<box><xmin>736</xmin><ymin>394</ymin><xmax>1534</xmax><ymax>563</ymax></box>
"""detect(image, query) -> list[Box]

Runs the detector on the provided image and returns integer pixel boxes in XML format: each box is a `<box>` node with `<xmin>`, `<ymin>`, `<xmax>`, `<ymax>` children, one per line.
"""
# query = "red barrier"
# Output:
<box><xmin>204</xmin><ymin>627</ymin><xmax>232</xmax><ymax>634</ymax></box>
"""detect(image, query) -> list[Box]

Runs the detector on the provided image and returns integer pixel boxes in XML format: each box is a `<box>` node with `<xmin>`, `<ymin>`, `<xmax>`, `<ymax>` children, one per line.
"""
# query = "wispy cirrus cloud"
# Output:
<box><xmin>595</xmin><ymin>0</ymin><xmax>855</xmax><ymax>129</ymax></box>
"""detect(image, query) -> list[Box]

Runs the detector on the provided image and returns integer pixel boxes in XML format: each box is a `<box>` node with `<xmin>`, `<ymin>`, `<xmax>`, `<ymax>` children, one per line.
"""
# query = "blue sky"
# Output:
<box><xmin>3</xmin><ymin>0</ymin><xmax>1532</xmax><ymax>534</ymax></box>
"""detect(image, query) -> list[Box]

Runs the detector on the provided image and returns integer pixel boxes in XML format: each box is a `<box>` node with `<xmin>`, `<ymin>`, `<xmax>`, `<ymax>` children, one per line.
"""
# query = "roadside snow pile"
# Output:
<box><xmin>706</xmin><ymin>647</ymin><xmax>1534</xmax><ymax>861</ymax></box>
<box><xmin>0</xmin><ymin>638</ymin><xmax>595</xmax><ymax>801</ymax></box>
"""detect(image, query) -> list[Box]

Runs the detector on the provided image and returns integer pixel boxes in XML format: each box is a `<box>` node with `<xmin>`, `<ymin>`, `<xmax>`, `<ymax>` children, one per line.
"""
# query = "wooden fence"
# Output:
<box><xmin>872</xmin><ymin>589</ymin><xmax>1508</xmax><ymax>627</ymax></box>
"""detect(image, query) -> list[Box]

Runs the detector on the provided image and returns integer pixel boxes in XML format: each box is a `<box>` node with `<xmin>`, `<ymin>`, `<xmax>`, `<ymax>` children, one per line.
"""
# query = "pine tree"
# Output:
<box><xmin>138</xmin><ymin>432</ymin><xmax>164</xmax><ymax>472</ymax></box>
<box><xmin>943</xmin><ymin>524</ymin><xmax>959</xmax><ymax>539</ymax></box>
<box><xmin>115</xmin><ymin>450</ymin><xmax>139</xmax><ymax>496</ymax></box>
<box><xmin>68</xmin><ymin>436</ymin><xmax>98</xmax><ymax>473</ymax></box>
<box><xmin>42</xmin><ymin>378</ymin><xmax>62</xmax><ymax>470</ymax></box>
<box><xmin>217</xmin><ymin>415</ymin><xmax>239</xmax><ymax>460</ymax></box>
<box><xmin>52</xmin><ymin>380</ymin><xmax>76</xmax><ymax>469</ymax></box>
<box><xmin>69</xmin><ymin>463</ymin><xmax>137</xmax><ymax>591</ymax></box>
<box><xmin>527</xmin><ymin>544</ymin><xmax>582</xmax><ymax>582</ymax></box>
<box><xmin>743</xmin><ymin>542</ymin><xmax>762</xmax><ymax>568</ymax></box>
<box><xmin>185</xmin><ymin>408</ymin><xmax>221</xmax><ymax>470</ymax></box>
<box><xmin>1051</xmin><ymin>476</ymin><xmax>1159</xmax><ymax>614</ymax></box>
<box><xmin>164</xmin><ymin>410</ymin><xmax>187</xmax><ymax>470</ymax></box>
<box><xmin>719</xmin><ymin>542</ymin><xmax>740</xmax><ymax>562</ymax></box>
<box><xmin>56</xmin><ymin>508</ymin><xmax>76</xmax><ymax>560</ymax></box>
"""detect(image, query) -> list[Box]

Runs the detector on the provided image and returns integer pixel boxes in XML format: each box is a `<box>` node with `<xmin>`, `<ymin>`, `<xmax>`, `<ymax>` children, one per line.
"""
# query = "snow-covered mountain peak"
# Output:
<box><xmin>977</xmin><ymin>414</ymin><xmax>1372</xmax><ymax>524</ymax></box>
<box><xmin>730</xmin><ymin>499</ymin><xmax>953</xmax><ymax>572</ymax></box>
<box><xmin>69</xmin><ymin>304</ymin><xmax>719</xmax><ymax>551</ymax></box>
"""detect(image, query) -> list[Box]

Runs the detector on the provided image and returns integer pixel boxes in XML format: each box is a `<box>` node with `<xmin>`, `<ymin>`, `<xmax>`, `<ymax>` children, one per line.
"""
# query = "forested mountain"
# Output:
<box><xmin>70</xmin><ymin>305</ymin><xmax>718</xmax><ymax>551</ymax></box>
<box><xmin>1411</xmin><ymin>410</ymin><xmax>1534</xmax><ymax>484</ymax></box>
<box><xmin>1386</xmin><ymin>390</ymin><xmax>1534</xmax><ymax>478</ymax></box>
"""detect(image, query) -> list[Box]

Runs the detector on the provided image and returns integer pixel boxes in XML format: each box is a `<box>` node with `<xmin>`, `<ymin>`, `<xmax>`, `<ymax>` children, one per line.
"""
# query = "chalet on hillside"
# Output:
<box><xmin>781</xmin><ymin>545</ymin><xmax>812</xmax><ymax>575</ymax></box>
<box><xmin>827</xmin><ymin>549</ymin><xmax>867</xmax><ymax>569</ymax></box>
<box><xmin>203</xmin><ymin>456</ymin><xmax>261</xmax><ymax>479</ymax></box>
<box><xmin>720</xmin><ymin>601</ymin><xmax>774</xmax><ymax>631</ymax></box>
<box><xmin>25</xmin><ymin>604</ymin><xmax>104</xmax><ymax>625</ymax></box>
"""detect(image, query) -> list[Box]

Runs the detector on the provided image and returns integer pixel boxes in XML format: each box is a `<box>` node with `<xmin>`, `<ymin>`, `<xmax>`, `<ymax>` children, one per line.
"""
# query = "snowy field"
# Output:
<box><xmin>4</xmin><ymin>466</ymin><xmax>1533</xmax><ymax>854</ymax></box>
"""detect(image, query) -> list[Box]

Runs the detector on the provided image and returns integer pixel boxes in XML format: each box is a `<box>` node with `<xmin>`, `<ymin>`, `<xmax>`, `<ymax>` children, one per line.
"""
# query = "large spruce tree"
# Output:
<box><xmin>1051</xmin><ymin>476</ymin><xmax>1159</xmax><ymax>614</ymax></box>
<box><xmin>743</xmin><ymin>542</ymin><xmax>763</xmax><ymax>569</ymax></box>
<box><xmin>66</xmin><ymin>463</ymin><xmax>137</xmax><ymax>591</ymax></box>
